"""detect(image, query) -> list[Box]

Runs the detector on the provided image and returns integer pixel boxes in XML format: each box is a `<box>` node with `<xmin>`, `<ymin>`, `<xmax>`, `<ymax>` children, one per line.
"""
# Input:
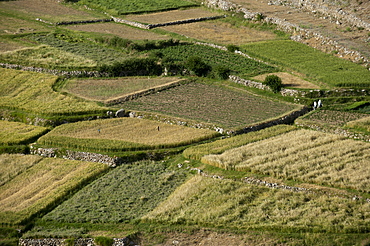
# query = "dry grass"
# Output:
<box><xmin>126</xmin><ymin>9</ymin><xmax>277</xmax><ymax>45</ymax></box>
<box><xmin>64</xmin><ymin>23</ymin><xmax>169</xmax><ymax>41</ymax></box>
<box><xmin>162</xmin><ymin>21</ymin><xmax>277</xmax><ymax>45</ymax></box>
<box><xmin>0</xmin><ymin>0</ymin><xmax>106</xmax><ymax>23</ymax></box>
<box><xmin>0</xmin><ymin>154</ymin><xmax>42</xmax><ymax>187</ymax></box>
<box><xmin>143</xmin><ymin>175</ymin><xmax>370</xmax><ymax>232</ymax></box>
<box><xmin>0</xmin><ymin>156</ymin><xmax>108</xmax><ymax>224</ymax></box>
<box><xmin>202</xmin><ymin>129</ymin><xmax>370</xmax><ymax>192</ymax></box>
<box><xmin>0</xmin><ymin>120</ymin><xmax>48</xmax><ymax>145</ymax></box>
<box><xmin>43</xmin><ymin>118</ymin><xmax>218</xmax><ymax>146</ymax></box>
<box><xmin>345</xmin><ymin>116</ymin><xmax>370</xmax><ymax>132</ymax></box>
<box><xmin>63</xmin><ymin>77</ymin><xmax>183</xmax><ymax>102</ymax></box>
<box><xmin>253</xmin><ymin>72</ymin><xmax>320</xmax><ymax>89</ymax></box>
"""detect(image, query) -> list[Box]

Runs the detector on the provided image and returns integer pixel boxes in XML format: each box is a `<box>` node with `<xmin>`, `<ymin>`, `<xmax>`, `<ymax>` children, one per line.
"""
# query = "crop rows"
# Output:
<box><xmin>242</xmin><ymin>40</ymin><xmax>370</xmax><ymax>87</ymax></box>
<box><xmin>0</xmin><ymin>156</ymin><xmax>108</xmax><ymax>224</ymax></box>
<box><xmin>42</xmin><ymin>160</ymin><xmax>189</xmax><ymax>223</ymax></box>
<box><xmin>202</xmin><ymin>129</ymin><xmax>370</xmax><ymax>192</ymax></box>
<box><xmin>183</xmin><ymin>124</ymin><xmax>296</xmax><ymax>160</ymax></box>
<box><xmin>143</xmin><ymin>175</ymin><xmax>370</xmax><ymax>233</ymax></box>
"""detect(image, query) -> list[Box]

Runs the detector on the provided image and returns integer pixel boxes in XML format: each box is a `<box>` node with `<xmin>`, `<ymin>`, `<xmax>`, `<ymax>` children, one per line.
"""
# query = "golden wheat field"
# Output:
<box><xmin>0</xmin><ymin>155</ymin><xmax>108</xmax><ymax>224</ymax></box>
<box><xmin>42</xmin><ymin>117</ymin><xmax>219</xmax><ymax>146</ymax></box>
<box><xmin>202</xmin><ymin>129</ymin><xmax>370</xmax><ymax>192</ymax></box>
<box><xmin>0</xmin><ymin>120</ymin><xmax>48</xmax><ymax>145</ymax></box>
<box><xmin>143</xmin><ymin>175</ymin><xmax>370</xmax><ymax>232</ymax></box>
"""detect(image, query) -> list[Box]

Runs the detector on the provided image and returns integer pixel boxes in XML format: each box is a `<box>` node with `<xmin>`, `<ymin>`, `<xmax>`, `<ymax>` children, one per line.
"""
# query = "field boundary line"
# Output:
<box><xmin>112</xmin><ymin>15</ymin><xmax>226</xmax><ymax>29</ymax></box>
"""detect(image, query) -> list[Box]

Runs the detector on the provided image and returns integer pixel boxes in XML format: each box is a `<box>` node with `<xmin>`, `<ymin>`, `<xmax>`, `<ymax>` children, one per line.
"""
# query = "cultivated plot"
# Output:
<box><xmin>119</xmin><ymin>82</ymin><xmax>299</xmax><ymax>129</ymax></box>
<box><xmin>143</xmin><ymin>175</ymin><xmax>370</xmax><ymax>232</ymax></box>
<box><xmin>0</xmin><ymin>68</ymin><xmax>107</xmax><ymax>117</ymax></box>
<box><xmin>0</xmin><ymin>155</ymin><xmax>108</xmax><ymax>224</ymax></box>
<box><xmin>63</xmin><ymin>77</ymin><xmax>184</xmax><ymax>102</ymax></box>
<box><xmin>37</xmin><ymin>117</ymin><xmax>219</xmax><ymax>152</ymax></box>
<box><xmin>202</xmin><ymin>129</ymin><xmax>370</xmax><ymax>192</ymax></box>
<box><xmin>0</xmin><ymin>121</ymin><xmax>48</xmax><ymax>145</ymax></box>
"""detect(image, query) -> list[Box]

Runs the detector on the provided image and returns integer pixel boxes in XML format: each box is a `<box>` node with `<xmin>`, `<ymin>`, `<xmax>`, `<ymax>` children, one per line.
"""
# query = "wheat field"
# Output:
<box><xmin>0</xmin><ymin>156</ymin><xmax>108</xmax><ymax>224</ymax></box>
<box><xmin>202</xmin><ymin>129</ymin><xmax>370</xmax><ymax>192</ymax></box>
<box><xmin>143</xmin><ymin>175</ymin><xmax>370</xmax><ymax>232</ymax></box>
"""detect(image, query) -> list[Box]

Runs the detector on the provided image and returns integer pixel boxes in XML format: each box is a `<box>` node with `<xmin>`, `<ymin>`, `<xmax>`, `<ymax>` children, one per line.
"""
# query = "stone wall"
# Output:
<box><xmin>30</xmin><ymin>147</ymin><xmax>120</xmax><ymax>167</ymax></box>
<box><xmin>269</xmin><ymin>0</ymin><xmax>370</xmax><ymax>31</ymax></box>
<box><xmin>229</xmin><ymin>75</ymin><xmax>370</xmax><ymax>98</ymax></box>
<box><xmin>236</xmin><ymin>106</ymin><xmax>311</xmax><ymax>134</ymax></box>
<box><xmin>203</xmin><ymin>0</ymin><xmax>370</xmax><ymax>67</ymax></box>
<box><xmin>105</xmin><ymin>79</ymin><xmax>187</xmax><ymax>105</ymax></box>
<box><xmin>112</xmin><ymin>15</ymin><xmax>226</xmax><ymax>29</ymax></box>
<box><xmin>19</xmin><ymin>237</ymin><xmax>134</xmax><ymax>246</ymax></box>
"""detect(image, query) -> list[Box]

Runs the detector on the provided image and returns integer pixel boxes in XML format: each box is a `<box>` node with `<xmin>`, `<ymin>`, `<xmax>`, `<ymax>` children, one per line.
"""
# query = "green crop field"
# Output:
<box><xmin>0</xmin><ymin>155</ymin><xmax>108</xmax><ymax>224</ymax></box>
<box><xmin>42</xmin><ymin>160</ymin><xmax>189</xmax><ymax>223</ymax></box>
<box><xmin>242</xmin><ymin>40</ymin><xmax>370</xmax><ymax>88</ymax></box>
<box><xmin>143</xmin><ymin>175</ymin><xmax>370</xmax><ymax>233</ymax></box>
<box><xmin>0</xmin><ymin>68</ymin><xmax>107</xmax><ymax>118</ymax></box>
<box><xmin>157</xmin><ymin>43</ymin><xmax>278</xmax><ymax>78</ymax></box>
<box><xmin>202</xmin><ymin>129</ymin><xmax>370</xmax><ymax>192</ymax></box>
<box><xmin>1</xmin><ymin>0</ymin><xmax>370</xmax><ymax>244</ymax></box>
<box><xmin>78</xmin><ymin>0</ymin><xmax>198</xmax><ymax>15</ymax></box>
<box><xmin>119</xmin><ymin>81</ymin><xmax>299</xmax><ymax>129</ymax></box>
<box><xmin>0</xmin><ymin>121</ymin><xmax>48</xmax><ymax>145</ymax></box>
<box><xmin>37</xmin><ymin>118</ymin><xmax>219</xmax><ymax>152</ymax></box>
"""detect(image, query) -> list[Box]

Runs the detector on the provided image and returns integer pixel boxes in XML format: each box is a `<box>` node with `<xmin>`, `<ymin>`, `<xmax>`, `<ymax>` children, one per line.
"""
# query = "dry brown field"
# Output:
<box><xmin>63</xmin><ymin>77</ymin><xmax>183</xmax><ymax>102</ymax></box>
<box><xmin>161</xmin><ymin>21</ymin><xmax>278</xmax><ymax>45</ymax></box>
<box><xmin>64</xmin><ymin>23</ymin><xmax>170</xmax><ymax>41</ymax></box>
<box><xmin>0</xmin><ymin>0</ymin><xmax>106</xmax><ymax>23</ymax></box>
<box><xmin>125</xmin><ymin>8</ymin><xmax>277</xmax><ymax>45</ymax></box>
<box><xmin>253</xmin><ymin>72</ymin><xmax>320</xmax><ymax>89</ymax></box>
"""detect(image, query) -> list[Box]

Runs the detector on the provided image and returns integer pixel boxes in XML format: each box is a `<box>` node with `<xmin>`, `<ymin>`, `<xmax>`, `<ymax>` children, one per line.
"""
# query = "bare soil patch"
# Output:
<box><xmin>125</xmin><ymin>8</ymin><xmax>218</xmax><ymax>24</ymax></box>
<box><xmin>0</xmin><ymin>0</ymin><xmax>106</xmax><ymax>23</ymax></box>
<box><xmin>65</xmin><ymin>23</ymin><xmax>169</xmax><ymax>40</ymax></box>
<box><xmin>162</xmin><ymin>20</ymin><xmax>277</xmax><ymax>45</ymax></box>
<box><xmin>119</xmin><ymin>82</ymin><xmax>298</xmax><ymax>129</ymax></box>
<box><xmin>253</xmin><ymin>72</ymin><xmax>320</xmax><ymax>89</ymax></box>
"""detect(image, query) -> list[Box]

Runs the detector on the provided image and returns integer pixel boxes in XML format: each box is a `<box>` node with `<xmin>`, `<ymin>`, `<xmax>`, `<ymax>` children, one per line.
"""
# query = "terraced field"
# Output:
<box><xmin>119</xmin><ymin>82</ymin><xmax>298</xmax><ymax>129</ymax></box>
<box><xmin>1</xmin><ymin>0</ymin><xmax>370</xmax><ymax>245</ymax></box>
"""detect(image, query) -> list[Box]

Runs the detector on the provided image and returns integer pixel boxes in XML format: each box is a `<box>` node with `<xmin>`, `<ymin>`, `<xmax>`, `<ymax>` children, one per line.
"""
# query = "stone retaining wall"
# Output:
<box><xmin>112</xmin><ymin>15</ymin><xmax>226</xmax><ymax>29</ymax></box>
<box><xmin>0</xmin><ymin>63</ymin><xmax>105</xmax><ymax>78</ymax></box>
<box><xmin>30</xmin><ymin>147</ymin><xmax>120</xmax><ymax>167</ymax></box>
<box><xmin>236</xmin><ymin>106</ymin><xmax>311</xmax><ymax>134</ymax></box>
<box><xmin>204</xmin><ymin>0</ymin><xmax>370</xmax><ymax>67</ymax></box>
<box><xmin>19</xmin><ymin>238</ymin><xmax>134</xmax><ymax>246</ymax></box>
<box><xmin>229</xmin><ymin>75</ymin><xmax>370</xmax><ymax>97</ymax></box>
<box><xmin>269</xmin><ymin>0</ymin><xmax>370</xmax><ymax>32</ymax></box>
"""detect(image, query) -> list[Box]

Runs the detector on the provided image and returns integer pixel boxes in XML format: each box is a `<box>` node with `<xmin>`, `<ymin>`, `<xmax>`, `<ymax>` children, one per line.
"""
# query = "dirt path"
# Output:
<box><xmin>233</xmin><ymin>0</ymin><xmax>370</xmax><ymax>59</ymax></box>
